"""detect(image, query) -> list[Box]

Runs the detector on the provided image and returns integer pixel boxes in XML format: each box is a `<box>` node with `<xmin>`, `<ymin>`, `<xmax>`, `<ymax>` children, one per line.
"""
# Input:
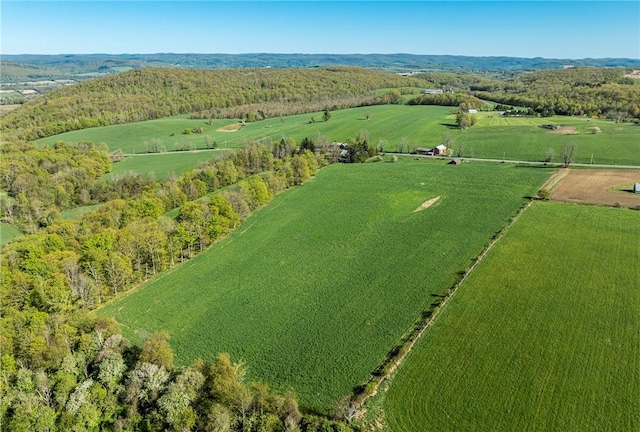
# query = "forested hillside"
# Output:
<box><xmin>0</xmin><ymin>67</ymin><xmax>423</xmax><ymax>142</ymax></box>
<box><xmin>471</xmin><ymin>68</ymin><xmax>640</xmax><ymax>119</ymax></box>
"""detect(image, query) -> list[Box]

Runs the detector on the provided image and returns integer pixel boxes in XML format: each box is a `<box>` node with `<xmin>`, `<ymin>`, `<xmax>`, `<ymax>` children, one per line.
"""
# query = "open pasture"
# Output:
<box><xmin>385</xmin><ymin>201</ymin><xmax>640</xmax><ymax>431</ymax></box>
<box><xmin>37</xmin><ymin>105</ymin><xmax>456</xmax><ymax>176</ymax></box>
<box><xmin>99</xmin><ymin>159</ymin><xmax>551</xmax><ymax>412</ymax></box>
<box><xmin>37</xmin><ymin>105</ymin><xmax>640</xmax><ymax>180</ymax></box>
<box><xmin>105</xmin><ymin>149</ymin><xmax>227</xmax><ymax>181</ymax></box>
<box><xmin>36</xmin><ymin>114</ymin><xmax>232</xmax><ymax>153</ymax></box>
<box><xmin>550</xmin><ymin>169</ymin><xmax>640</xmax><ymax>209</ymax></box>
<box><xmin>459</xmin><ymin>113</ymin><xmax>640</xmax><ymax>166</ymax></box>
<box><xmin>36</xmin><ymin>105</ymin><xmax>456</xmax><ymax>154</ymax></box>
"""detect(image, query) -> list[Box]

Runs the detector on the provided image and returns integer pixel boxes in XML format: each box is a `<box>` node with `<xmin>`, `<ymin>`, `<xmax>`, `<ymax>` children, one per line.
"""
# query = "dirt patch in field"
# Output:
<box><xmin>625</xmin><ymin>70</ymin><xmax>640</xmax><ymax>79</ymax></box>
<box><xmin>0</xmin><ymin>105</ymin><xmax>22</xmax><ymax>116</ymax></box>
<box><xmin>550</xmin><ymin>169</ymin><xmax>640</xmax><ymax>208</ymax></box>
<box><xmin>217</xmin><ymin>123</ymin><xmax>243</xmax><ymax>132</ymax></box>
<box><xmin>413</xmin><ymin>196</ymin><xmax>440</xmax><ymax>212</ymax></box>
<box><xmin>548</xmin><ymin>126</ymin><xmax>578</xmax><ymax>135</ymax></box>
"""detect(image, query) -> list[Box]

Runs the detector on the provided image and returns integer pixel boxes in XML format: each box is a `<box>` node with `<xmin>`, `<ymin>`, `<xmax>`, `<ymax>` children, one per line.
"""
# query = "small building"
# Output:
<box><xmin>467</xmin><ymin>109</ymin><xmax>478</xmax><ymax>114</ymax></box>
<box><xmin>448</xmin><ymin>158</ymin><xmax>462</xmax><ymax>165</ymax></box>
<box><xmin>424</xmin><ymin>89</ymin><xmax>444</xmax><ymax>94</ymax></box>
<box><xmin>434</xmin><ymin>144</ymin><xmax>447</xmax><ymax>155</ymax></box>
<box><xmin>417</xmin><ymin>147</ymin><xmax>433</xmax><ymax>155</ymax></box>
<box><xmin>634</xmin><ymin>183</ymin><xmax>640</xmax><ymax>194</ymax></box>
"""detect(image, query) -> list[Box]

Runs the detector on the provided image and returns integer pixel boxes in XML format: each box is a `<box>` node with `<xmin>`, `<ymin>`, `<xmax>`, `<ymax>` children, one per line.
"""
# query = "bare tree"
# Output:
<box><xmin>334</xmin><ymin>396</ymin><xmax>361</xmax><ymax>423</ymax></box>
<box><xmin>545</xmin><ymin>148</ymin><xmax>555</xmax><ymax>163</ymax></box>
<box><xmin>442</xmin><ymin>133</ymin><xmax>454</xmax><ymax>148</ymax></box>
<box><xmin>377</xmin><ymin>138</ymin><xmax>387</xmax><ymax>153</ymax></box>
<box><xmin>562</xmin><ymin>142</ymin><xmax>577</xmax><ymax>168</ymax></box>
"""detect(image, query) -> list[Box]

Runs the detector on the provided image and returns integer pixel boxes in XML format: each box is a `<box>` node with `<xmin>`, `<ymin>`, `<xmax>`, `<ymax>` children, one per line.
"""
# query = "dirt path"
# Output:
<box><xmin>539</xmin><ymin>168</ymin><xmax>568</xmax><ymax>192</ymax></box>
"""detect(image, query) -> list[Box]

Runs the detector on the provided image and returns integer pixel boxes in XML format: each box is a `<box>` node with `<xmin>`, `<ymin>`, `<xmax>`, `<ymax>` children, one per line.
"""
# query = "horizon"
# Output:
<box><xmin>2</xmin><ymin>1</ymin><xmax>639</xmax><ymax>59</ymax></box>
<box><xmin>3</xmin><ymin>52</ymin><xmax>640</xmax><ymax>61</ymax></box>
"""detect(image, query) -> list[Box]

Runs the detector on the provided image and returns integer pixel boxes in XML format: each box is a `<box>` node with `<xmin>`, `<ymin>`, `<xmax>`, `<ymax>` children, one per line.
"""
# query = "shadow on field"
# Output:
<box><xmin>514</xmin><ymin>164</ymin><xmax>560</xmax><ymax>169</ymax></box>
<box><xmin>439</xmin><ymin>122</ymin><xmax>459</xmax><ymax>129</ymax></box>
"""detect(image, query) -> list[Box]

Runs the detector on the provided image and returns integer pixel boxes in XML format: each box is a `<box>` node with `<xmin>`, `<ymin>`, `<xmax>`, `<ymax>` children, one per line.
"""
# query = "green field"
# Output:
<box><xmin>106</xmin><ymin>150</ymin><xmax>227</xmax><ymax>181</ymax></box>
<box><xmin>36</xmin><ymin>105</ymin><xmax>456</xmax><ymax>154</ymax></box>
<box><xmin>60</xmin><ymin>204</ymin><xmax>103</xmax><ymax>220</ymax></box>
<box><xmin>385</xmin><ymin>202</ymin><xmax>640</xmax><ymax>431</ymax></box>
<box><xmin>460</xmin><ymin>112</ymin><xmax>640</xmax><ymax>166</ymax></box>
<box><xmin>0</xmin><ymin>222</ymin><xmax>22</xmax><ymax>246</ymax></box>
<box><xmin>37</xmin><ymin>105</ymin><xmax>640</xmax><ymax>180</ymax></box>
<box><xmin>99</xmin><ymin>159</ymin><xmax>551</xmax><ymax>411</ymax></box>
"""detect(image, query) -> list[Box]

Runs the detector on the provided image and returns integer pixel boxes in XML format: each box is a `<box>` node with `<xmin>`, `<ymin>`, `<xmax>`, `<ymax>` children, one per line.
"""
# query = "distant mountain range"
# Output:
<box><xmin>3</xmin><ymin>53</ymin><xmax>640</xmax><ymax>83</ymax></box>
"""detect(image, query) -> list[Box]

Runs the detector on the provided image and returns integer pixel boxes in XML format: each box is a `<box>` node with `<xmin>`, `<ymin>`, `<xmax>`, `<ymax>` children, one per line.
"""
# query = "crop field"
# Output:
<box><xmin>99</xmin><ymin>159</ymin><xmax>551</xmax><ymax>411</ymax></box>
<box><xmin>459</xmin><ymin>113</ymin><xmax>640</xmax><ymax>166</ymax></box>
<box><xmin>549</xmin><ymin>169</ymin><xmax>640</xmax><ymax>209</ymax></box>
<box><xmin>385</xmin><ymin>201</ymin><xmax>640</xmax><ymax>431</ymax></box>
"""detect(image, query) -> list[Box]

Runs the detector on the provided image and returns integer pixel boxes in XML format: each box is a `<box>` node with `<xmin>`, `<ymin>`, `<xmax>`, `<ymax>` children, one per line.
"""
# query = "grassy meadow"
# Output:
<box><xmin>59</xmin><ymin>204</ymin><xmax>102</xmax><ymax>220</ymax></box>
<box><xmin>105</xmin><ymin>150</ymin><xmax>229</xmax><ymax>181</ymax></box>
<box><xmin>99</xmin><ymin>159</ymin><xmax>551</xmax><ymax>412</ymax></box>
<box><xmin>0</xmin><ymin>222</ymin><xmax>22</xmax><ymax>246</ymax></box>
<box><xmin>36</xmin><ymin>105</ymin><xmax>456</xmax><ymax>155</ymax></box>
<box><xmin>385</xmin><ymin>201</ymin><xmax>640</xmax><ymax>431</ymax></box>
<box><xmin>459</xmin><ymin>112</ymin><xmax>640</xmax><ymax>166</ymax></box>
<box><xmin>37</xmin><ymin>105</ymin><xmax>640</xmax><ymax>181</ymax></box>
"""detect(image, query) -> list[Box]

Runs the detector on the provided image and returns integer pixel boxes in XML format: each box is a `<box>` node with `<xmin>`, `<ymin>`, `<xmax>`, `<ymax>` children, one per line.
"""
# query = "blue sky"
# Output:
<box><xmin>2</xmin><ymin>1</ymin><xmax>639</xmax><ymax>58</ymax></box>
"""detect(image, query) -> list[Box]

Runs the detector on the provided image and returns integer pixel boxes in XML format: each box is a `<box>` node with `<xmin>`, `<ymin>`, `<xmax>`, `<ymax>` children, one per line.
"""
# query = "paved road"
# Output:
<box><xmin>120</xmin><ymin>149</ymin><xmax>640</xmax><ymax>170</ymax></box>
<box><xmin>393</xmin><ymin>153</ymin><xmax>640</xmax><ymax>169</ymax></box>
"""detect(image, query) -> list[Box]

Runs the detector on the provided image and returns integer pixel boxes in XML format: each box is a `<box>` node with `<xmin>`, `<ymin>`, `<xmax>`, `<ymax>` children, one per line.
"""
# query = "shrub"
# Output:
<box><xmin>537</xmin><ymin>188</ymin><xmax>550</xmax><ymax>200</ymax></box>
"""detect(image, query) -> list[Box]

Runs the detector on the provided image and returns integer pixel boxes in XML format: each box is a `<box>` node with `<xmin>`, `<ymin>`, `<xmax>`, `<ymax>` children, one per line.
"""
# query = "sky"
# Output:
<box><xmin>1</xmin><ymin>1</ymin><xmax>639</xmax><ymax>59</ymax></box>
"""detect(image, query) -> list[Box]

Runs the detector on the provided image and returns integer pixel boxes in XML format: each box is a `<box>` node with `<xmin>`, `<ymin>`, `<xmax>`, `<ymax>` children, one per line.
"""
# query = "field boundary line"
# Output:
<box><xmin>354</xmin><ymin>198</ymin><xmax>536</xmax><ymax>417</ymax></box>
<box><xmin>539</xmin><ymin>168</ymin><xmax>568</xmax><ymax>192</ymax></box>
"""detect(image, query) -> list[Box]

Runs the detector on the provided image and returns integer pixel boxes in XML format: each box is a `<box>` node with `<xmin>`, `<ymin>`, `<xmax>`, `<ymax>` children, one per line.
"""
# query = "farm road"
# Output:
<box><xmin>395</xmin><ymin>153</ymin><xmax>640</xmax><ymax>169</ymax></box>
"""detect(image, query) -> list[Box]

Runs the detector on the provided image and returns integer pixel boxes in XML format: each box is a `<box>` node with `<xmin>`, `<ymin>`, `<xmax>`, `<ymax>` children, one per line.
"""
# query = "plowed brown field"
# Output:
<box><xmin>550</xmin><ymin>169</ymin><xmax>640</xmax><ymax>208</ymax></box>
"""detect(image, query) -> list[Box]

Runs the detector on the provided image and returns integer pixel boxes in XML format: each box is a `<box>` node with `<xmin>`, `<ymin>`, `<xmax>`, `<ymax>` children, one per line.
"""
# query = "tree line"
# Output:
<box><xmin>406</xmin><ymin>92</ymin><xmax>485</xmax><ymax>109</ymax></box>
<box><xmin>189</xmin><ymin>91</ymin><xmax>403</xmax><ymax>123</ymax></box>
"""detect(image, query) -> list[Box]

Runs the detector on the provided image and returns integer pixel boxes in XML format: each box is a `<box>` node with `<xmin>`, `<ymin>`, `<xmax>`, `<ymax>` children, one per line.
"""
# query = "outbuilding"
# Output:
<box><xmin>634</xmin><ymin>183</ymin><xmax>640</xmax><ymax>194</ymax></box>
<box><xmin>434</xmin><ymin>144</ymin><xmax>448</xmax><ymax>155</ymax></box>
<box><xmin>448</xmin><ymin>158</ymin><xmax>462</xmax><ymax>165</ymax></box>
